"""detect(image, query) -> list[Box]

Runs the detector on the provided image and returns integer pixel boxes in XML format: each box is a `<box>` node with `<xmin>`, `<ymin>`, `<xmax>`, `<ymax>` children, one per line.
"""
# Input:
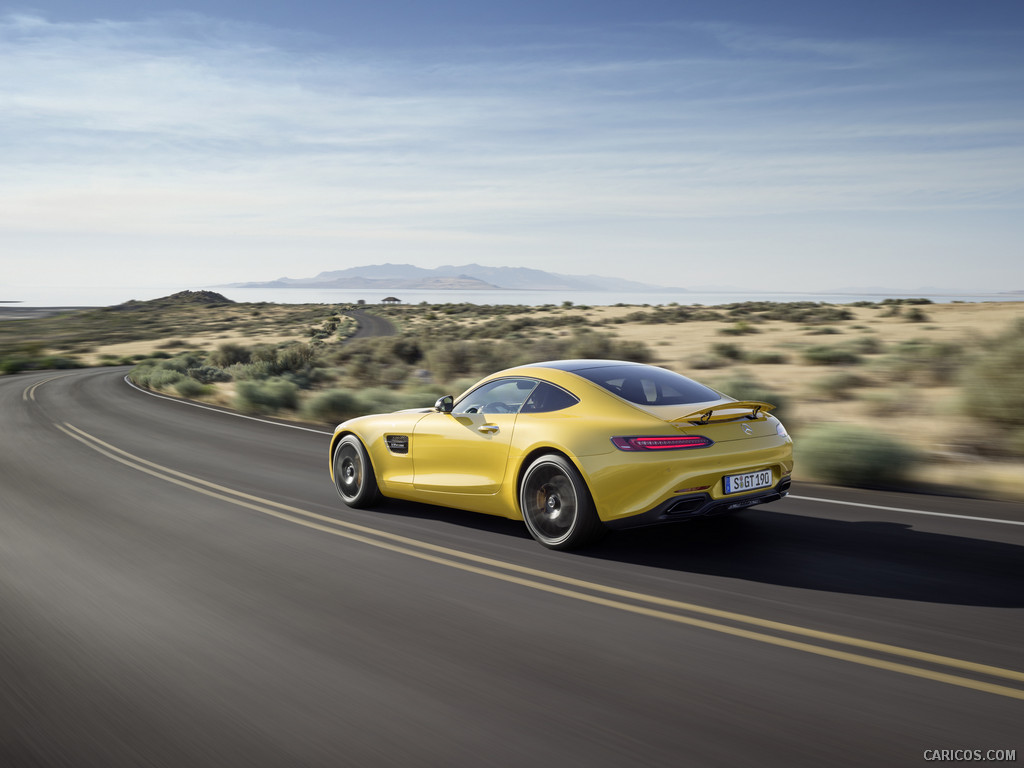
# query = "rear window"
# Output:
<box><xmin>575</xmin><ymin>365</ymin><xmax>719</xmax><ymax>406</ymax></box>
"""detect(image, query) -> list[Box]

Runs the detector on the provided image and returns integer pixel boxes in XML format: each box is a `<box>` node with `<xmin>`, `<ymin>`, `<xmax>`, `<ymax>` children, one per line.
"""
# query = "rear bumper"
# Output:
<box><xmin>605</xmin><ymin>477</ymin><xmax>791</xmax><ymax>530</ymax></box>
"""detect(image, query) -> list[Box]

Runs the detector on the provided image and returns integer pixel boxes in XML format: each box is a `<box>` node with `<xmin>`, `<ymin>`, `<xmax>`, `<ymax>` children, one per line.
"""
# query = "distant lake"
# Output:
<box><xmin>5</xmin><ymin>285</ymin><xmax>1021</xmax><ymax>308</ymax></box>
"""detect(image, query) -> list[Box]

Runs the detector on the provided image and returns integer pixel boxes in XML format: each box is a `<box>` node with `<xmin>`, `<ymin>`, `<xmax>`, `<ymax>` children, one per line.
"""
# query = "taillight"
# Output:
<box><xmin>611</xmin><ymin>435</ymin><xmax>714</xmax><ymax>451</ymax></box>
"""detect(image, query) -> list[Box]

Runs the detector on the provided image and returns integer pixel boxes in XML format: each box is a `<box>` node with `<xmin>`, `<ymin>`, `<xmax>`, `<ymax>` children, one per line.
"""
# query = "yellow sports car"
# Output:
<box><xmin>330</xmin><ymin>360</ymin><xmax>793</xmax><ymax>549</ymax></box>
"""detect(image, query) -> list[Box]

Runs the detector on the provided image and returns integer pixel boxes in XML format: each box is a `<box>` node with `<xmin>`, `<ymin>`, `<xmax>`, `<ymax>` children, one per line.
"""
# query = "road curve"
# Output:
<box><xmin>3</xmin><ymin>368</ymin><xmax>1022</xmax><ymax>767</ymax></box>
<box><xmin>344</xmin><ymin>307</ymin><xmax>397</xmax><ymax>341</ymax></box>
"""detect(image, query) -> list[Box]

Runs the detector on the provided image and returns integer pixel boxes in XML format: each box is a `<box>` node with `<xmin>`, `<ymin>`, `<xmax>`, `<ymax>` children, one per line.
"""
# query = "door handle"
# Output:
<box><xmin>478</xmin><ymin>424</ymin><xmax>499</xmax><ymax>434</ymax></box>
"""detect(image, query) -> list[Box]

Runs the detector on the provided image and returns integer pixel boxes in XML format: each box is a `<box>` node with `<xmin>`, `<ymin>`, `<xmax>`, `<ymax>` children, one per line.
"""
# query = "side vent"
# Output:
<box><xmin>385</xmin><ymin>435</ymin><xmax>409</xmax><ymax>455</ymax></box>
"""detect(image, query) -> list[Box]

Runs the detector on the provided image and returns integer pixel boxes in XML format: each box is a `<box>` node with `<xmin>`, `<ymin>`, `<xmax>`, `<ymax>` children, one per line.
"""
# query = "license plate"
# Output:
<box><xmin>724</xmin><ymin>469</ymin><xmax>773</xmax><ymax>494</ymax></box>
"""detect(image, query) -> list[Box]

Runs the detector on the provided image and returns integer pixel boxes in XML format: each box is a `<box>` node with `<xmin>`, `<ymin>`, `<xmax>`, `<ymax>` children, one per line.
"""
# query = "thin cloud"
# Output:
<box><xmin>1</xmin><ymin>12</ymin><xmax>1021</xmax><ymax>290</ymax></box>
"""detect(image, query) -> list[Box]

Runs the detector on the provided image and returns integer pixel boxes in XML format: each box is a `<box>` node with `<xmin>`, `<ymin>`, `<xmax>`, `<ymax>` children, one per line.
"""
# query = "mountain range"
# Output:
<box><xmin>217</xmin><ymin>264</ymin><xmax>1017</xmax><ymax>297</ymax></box>
<box><xmin>221</xmin><ymin>264</ymin><xmax>684</xmax><ymax>293</ymax></box>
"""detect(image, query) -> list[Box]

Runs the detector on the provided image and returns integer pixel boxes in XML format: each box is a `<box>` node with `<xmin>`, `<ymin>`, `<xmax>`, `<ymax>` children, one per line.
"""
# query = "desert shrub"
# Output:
<box><xmin>1</xmin><ymin>342</ymin><xmax>40</xmax><ymax>360</ymax></box>
<box><xmin>250</xmin><ymin>345</ymin><xmax>279</xmax><ymax>365</ymax></box>
<box><xmin>802</xmin><ymin>345</ymin><xmax>862</xmax><ymax>366</ymax></box>
<box><xmin>357</xmin><ymin>387</ymin><xmax>436</xmax><ymax>414</ymax></box>
<box><xmin>344</xmin><ymin>354</ymin><xmax>384</xmax><ymax>385</ymax></box>
<box><xmin>879</xmin><ymin>298</ymin><xmax>931</xmax><ymax>312</ymax></box>
<box><xmin>567</xmin><ymin>332</ymin><xmax>616</xmax><ymax>360</ymax></box>
<box><xmin>611</xmin><ymin>305</ymin><xmax>720</xmax><ymax>324</ymax></box>
<box><xmin>389</xmin><ymin>338</ymin><xmax>423</xmax><ymax>365</ymax></box>
<box><xmin>332</xmin><ymin>336</ymin><xmax>419</xmax><ymax>384</ymax></box>
<box><xmin>859</xmin><ymin>389</ymin><xmax>913</xmax><ymax>418</ymax></box>
<box><xmin>745</xmin><ymin>303</ymin><xmax>853</xmax><ymax>324</ymax></box>
<box><xmin>422</xmin><ymin>339</ymin><xmax>532</xmax><ymax>381</ymax></box>
<box><xmin>811</xmin><ymin>372</ymin><xmax>870</xmax><ymax>400</ymax></box>
<box><xmin>527</xmin><ymin>331</ymin><xmax>651</xmax><ymax>364</ymax></box>
<box><xmin>157</xmin><ymin>354</ymin><xmax>202</xmax><ymax>374</ymax></box>
<box><xmin>688</xmin><ymin>355</ymin><xmax>726</xmax><ymax>370</ymax></box>
<box><xmin>188</xmin><ymin>365</ymin><xmax>232</xmax><ymax>384</ymax></box>
<box><xmin>210</xmin><ymin>343</ymin><xmax>251</xmax><ymax>367</ymax></box>
<box><xmin>277</xmin><ymin>343</ymin><xmax>315</xmax><ymax>373</ymax></box>
<box><xmin>128</xmin><ymin>364</ymin><xmax>154</xmax><ymax>386</ymax></box>
<box><xmin>959</xmin><ymin>319</ymin><xmax>1024</xmax><ymax>429</ymax></box>
<box><xmin>848</xmin><ymin>336</ymin><xmax>884</xmax><ymax>355</ymax></box>
<box><xmin>606</xmin><ymin>337</ymin><xmax>651</xmax><ymax>363</ymax></box>
<box><xmin>1</xmin><ymin>356</ymin><xmax>30</xmax><ymax>374</ymax></box>
<box><xmin>147</xmin><ymin>368</ymin><xmax>185</xmax><ymax>390</ymax></box>
<box><xmin>39</xmin><ymin>356</ymin><xmax>84</xmax><ymax>370</ymax></box>
<box><xmin>747</xmin><ymin>351</ymin><xmax>789</xmax><ymax>364</ymax></box>
<box><xmin>174</xmin><ymin>378</ymin><xmax>207</xmax><ymax>398</ymax></box>
<box><xmin>303</xmin><ymin>389</ymin><xmax>362</xmax><ymax>423</ymax></box>
<box><xmin>0</xmin><ymin>352</ymin><xmax>84</xmax><ymax>373</ymax></box>
<box><xmin>719</xmin><ymin>321</ymin><xmax>759</xmax><ymax>336</ymax></box>
<box><xmin>877</xmin><ymin>339</ymin><xmax>965</xmax><ymax>386</ymax></box>
<box><xmin>378</xmin><ymin>363</ymin><xmax>411</xmax><ymax>387</ymax></box>
<box><xmin>805</xmin><ymin>326</ymin><xmax>841</xmax><ymax>335</ymax></box>
<box><xmin>357</xmin><ymin>387</ymin><xmax>401</xmax><ymax>413</ymax></box>
<box><xmin>424</xmin><ymin>341</ymin><xmax>484</xmax><ymax>381</ymax></box>
<box><xmin>228</xmin><ymin>360</ymin><xmax>278</xmax><ymax>381</ymax></box>
<box><xmin>234</xmin><ymin>378</ymin><xmax>299</xmax><ymax>413</ymax></box>
<box><xmin>126</xmin><ymin>361</ymin><xmax>155</xmax><ymax>384</ymax></box>
<box><xmin>711</xmin><ymin>342</ymin><xmax>745</xmax><ymax>361</ymax></box>
<box><xmin>799</xmin><ymin>424</ymin><xmax>919</xmax><ymax>488</ymax></box>
<box><xmin>280</xmin><ymin>370</ymin><xmax>316</xmax><ymax>390</ymax></box>
<box><xmin>711</xmin><ymin>371</ymin><xmax>791</xmax><ymax>425</ymax></box>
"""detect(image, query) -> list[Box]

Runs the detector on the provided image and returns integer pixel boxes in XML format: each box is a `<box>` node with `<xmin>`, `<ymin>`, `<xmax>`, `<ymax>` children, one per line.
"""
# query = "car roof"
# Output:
<box><xmin>529</xmin><ymin>359</ymin><xmax>648</xmax><ymax>373</ymax></box>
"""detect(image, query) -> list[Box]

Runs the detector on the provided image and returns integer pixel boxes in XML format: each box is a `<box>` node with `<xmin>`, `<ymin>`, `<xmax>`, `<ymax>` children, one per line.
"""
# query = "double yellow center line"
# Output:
<box><xmin>23</xmin><ymin>375</ymin><xmax>68</xmax><ymax>402</ymax></box>
<box><xmin>56</xmin><ymin>420</ymin><xmax>1024</xmax><ymax>701</ymax></box>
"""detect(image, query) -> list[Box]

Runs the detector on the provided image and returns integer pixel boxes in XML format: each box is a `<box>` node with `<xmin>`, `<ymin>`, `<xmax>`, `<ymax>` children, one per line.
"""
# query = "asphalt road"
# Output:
<box><xmin>345</xmin><ymin>308</ymin><xmax>397</xmax><ymax>341</ymax></box>
<box><xmin>2</xmin><ymin>368</ymin><xmax>1022</xmax><ymax>767</ymax></box>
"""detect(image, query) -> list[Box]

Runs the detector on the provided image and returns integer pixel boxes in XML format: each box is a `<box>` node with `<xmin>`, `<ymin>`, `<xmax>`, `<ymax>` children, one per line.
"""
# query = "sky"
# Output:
<box><xmin>3</xmin><ymin>0</ymin><xmax>1023</xmax><ymax>298</ymax></box>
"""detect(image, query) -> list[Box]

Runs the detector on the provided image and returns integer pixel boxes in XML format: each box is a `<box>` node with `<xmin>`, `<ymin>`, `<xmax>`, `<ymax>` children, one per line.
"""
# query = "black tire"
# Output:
<box><xmin>332</xmin><ymin>434</ymin><xmax>380</xmax><ymax>508</ymax></box>
<box><xmin>519</xmin><ymin>454</ymin><xmax>604</xmax><ymax>550</ymax></box>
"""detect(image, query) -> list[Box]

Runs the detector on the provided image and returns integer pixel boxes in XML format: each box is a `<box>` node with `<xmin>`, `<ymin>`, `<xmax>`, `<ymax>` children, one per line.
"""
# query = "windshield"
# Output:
<box><xmin>574</xmin><ymin>365</ymin><xmax>720</xmax><ymax>406</ymax></box>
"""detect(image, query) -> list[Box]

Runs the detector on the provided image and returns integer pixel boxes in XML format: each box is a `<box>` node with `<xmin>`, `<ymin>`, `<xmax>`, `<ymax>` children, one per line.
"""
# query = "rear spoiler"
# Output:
<box><xmin>669</xmin><ymin>400</ymin><xmax>776</xmax><ymax>425</ymax></box>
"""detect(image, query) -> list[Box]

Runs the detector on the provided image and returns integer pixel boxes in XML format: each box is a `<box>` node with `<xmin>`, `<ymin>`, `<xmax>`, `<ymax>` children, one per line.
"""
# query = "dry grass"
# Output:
<box><xmin>80</xmin><ymin>333</ymin><xmax>303</xmax><ymax>366</ymax></box>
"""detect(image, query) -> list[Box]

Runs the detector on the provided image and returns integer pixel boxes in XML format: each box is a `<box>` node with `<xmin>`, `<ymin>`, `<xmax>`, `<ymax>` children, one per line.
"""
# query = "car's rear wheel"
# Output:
<box><xmin>333</xmin><ymin>434</ymin><xmax>380</xmax><ymax>508</ymax></box>
<box><xmin>519</xmin><ymin>454</ymin><xmax>604</xmax><ymax>550</ymax></box>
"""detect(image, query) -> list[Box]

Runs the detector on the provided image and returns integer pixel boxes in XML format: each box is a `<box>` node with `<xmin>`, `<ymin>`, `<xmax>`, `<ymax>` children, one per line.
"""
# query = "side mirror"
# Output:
<box><xmin>434</xmin><ymin>395</ymin><xmax>454</xmax><ymax>413</ymax></box>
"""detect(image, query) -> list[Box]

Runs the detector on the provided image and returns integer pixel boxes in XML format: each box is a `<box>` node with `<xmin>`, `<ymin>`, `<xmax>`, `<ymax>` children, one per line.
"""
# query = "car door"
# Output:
<box><xmin>412</xmin><ymin>378</ymin><xmax>537</xmax><ymax>494</ymax></box>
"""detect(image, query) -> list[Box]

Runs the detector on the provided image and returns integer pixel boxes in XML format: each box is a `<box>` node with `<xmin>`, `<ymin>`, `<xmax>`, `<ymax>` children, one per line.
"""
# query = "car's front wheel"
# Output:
<box><xmin>519</xmin><ymin>454</ymin><xmax>604</xmax><ymax>550</ymax></box>
<box><xmin>333</xmin><ymin>434</ymin><xmax>380</xmax><ymax>508</ymax></box>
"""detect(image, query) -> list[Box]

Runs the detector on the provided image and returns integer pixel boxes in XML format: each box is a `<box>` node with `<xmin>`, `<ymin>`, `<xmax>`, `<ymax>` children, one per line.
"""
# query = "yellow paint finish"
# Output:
<box><xmin>334</xmin><ymin>362</ymin><xmax>794</xmax><ymax>525</ymax></box>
